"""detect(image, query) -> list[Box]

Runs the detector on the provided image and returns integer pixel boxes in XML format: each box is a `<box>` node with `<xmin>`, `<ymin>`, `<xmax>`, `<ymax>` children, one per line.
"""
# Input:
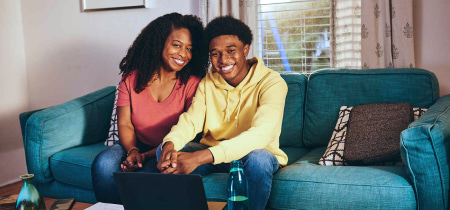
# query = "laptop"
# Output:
<box><xmin>113</xmin><ymin>172</ymin><xmax>209</xmax><ymax>210</ymax></box>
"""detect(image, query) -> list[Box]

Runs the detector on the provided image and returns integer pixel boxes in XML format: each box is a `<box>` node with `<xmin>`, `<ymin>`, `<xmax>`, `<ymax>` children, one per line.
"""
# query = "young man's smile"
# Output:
<box><xmin>220</xmin><ymin>64</ymin><xmax>234</xmax><ymax>72</ymax></box>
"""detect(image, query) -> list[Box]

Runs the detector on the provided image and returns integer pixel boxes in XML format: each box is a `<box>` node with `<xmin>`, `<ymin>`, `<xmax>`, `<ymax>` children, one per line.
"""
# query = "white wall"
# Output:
<box><xmin>21</xmin><ymin>0</ymin><xmax>200</xmax><ymax>110</ymax></box>
<box><xmin>414</xmin><ymin>0</ymin><xmax>450</xmax><ymax>97</ymax></box>
<box><xmin>0</xmin><ymin>0</ymin><xmax>200</xmax><ymax>186</ymax></box>
<box><xmin>0</xmin><ymin>0</ymin><xmax>29</xmax><ymax>186</ymax></box>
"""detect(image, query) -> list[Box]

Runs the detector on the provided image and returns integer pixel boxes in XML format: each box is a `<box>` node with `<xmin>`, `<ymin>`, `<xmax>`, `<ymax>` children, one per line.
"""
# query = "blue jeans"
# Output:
<box><xmin>157</xmin><ymin>142</ymin><xmax>279</xmax><ymax>209</ymax></box>
<box><xmin>91</xmin><ymin>141</ymin><xmax>159</xmax><ymax>204</ymax></box>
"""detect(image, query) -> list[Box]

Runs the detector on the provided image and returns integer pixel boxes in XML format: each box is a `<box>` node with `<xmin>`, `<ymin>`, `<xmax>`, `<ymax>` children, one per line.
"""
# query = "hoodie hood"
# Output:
<box><xmin>209</xmin><ymin>57</ymin><xmax>268</xmax><ymax>91</ymax></box>
<box><xmin>207</xmin><ymin>57</ymin><xmax>271</xmax><ymax>126</ymax></box>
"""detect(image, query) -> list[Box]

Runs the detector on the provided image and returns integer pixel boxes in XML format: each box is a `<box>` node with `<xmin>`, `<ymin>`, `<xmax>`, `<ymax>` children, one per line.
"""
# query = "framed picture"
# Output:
<box><xmin>81</xmin><ymin>0</ymin><xmax>147</xmax><ymax>12</ymax></box>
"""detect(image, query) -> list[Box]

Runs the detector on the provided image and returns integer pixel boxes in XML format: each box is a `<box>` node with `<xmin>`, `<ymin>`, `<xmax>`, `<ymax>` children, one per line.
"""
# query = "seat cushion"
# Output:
<box><xmin>50</xmin><ymin>142</ymin><xmax>107</xmax><ymax>190</ymax></box>
<box><xmin>269</xmin><ymin>147</ymin><xmax>416</xmax><ymax>210</ymax></box>
<box><xmin>202</xmin><ymin>173</ymin><xmax>228</xmax><ymax>201</ymax></box>
<box><xmin>36</xmin><ymin>181</ymin><xmax>97</xmax><ymax>204</ymax></box>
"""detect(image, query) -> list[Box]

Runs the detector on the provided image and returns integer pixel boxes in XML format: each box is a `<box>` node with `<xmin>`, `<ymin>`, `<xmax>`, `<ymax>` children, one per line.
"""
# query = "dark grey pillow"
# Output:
<box><xmin>344</xmin><ymin>103</ymin><xmax>414</xmax><ymax>165</ymax></box>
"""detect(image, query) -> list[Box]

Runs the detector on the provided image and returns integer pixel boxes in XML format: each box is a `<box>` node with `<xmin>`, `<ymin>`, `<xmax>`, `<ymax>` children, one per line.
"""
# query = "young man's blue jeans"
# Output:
<box><xmin>157</xmin><ymin>142</ymin><xmax>279</xmax><ymax>210</ymax></box>
<box><xmin>91</xmin><ymin>141</ymin><xmax>159</xmax><ymax>204</ymax></box>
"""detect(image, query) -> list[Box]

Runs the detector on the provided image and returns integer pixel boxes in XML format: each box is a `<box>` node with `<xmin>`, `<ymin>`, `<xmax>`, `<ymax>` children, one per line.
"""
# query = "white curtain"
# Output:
<box><xmin>331</xmin><ymin>0</ymin><xmax>362</xmax><ymax>69</ymax></box>
<box><xmin>199</xmin><ymin>0</ymin><xmax>258</xmax><ymax>58</ymax></box>
<box><xmin>360</xmin><ymin>0</ymin><xmax>414</xmax><ymax>69</ymax></box>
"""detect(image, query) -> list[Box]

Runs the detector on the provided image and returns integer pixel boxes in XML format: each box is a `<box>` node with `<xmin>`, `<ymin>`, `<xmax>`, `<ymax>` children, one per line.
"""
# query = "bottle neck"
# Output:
<box><xmin>230</xmin><ymin>160</ymin><xmax>243</xmax><ymax>172</ymax></box>
<box><xmin>20</xmin><ymin>175</ymin><xmax>34</xmax><ymax>189</ymax></box>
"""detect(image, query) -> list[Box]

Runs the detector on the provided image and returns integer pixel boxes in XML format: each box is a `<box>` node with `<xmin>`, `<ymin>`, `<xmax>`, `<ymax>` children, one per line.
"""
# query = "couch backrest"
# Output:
<box><xmin>303</xmin><ymin>68</ymin><xmax>439</xmax><ymax>147</ymax></box>
<box><xmin>280</xmin><ymin>73</ymin><xmax>308</xmax><ymax>148</ymax></box>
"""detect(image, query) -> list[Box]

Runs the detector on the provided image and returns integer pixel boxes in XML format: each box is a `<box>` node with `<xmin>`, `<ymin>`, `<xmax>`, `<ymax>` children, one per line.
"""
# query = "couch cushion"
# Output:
<box><xmin>400</xmin><ymin>94</ymin><xmax>450</xmax><ymax>209</ymax></box>
<box><xmin>280</xmin><ymin>147</ymin><xmax>311</xmax><ymax>165</ymax></box>
<box><xmin>269</xmin><ymin>147</ymin><xmax>416</xmax><ymax>209</ymax></box>
<box><xmin>279</xmin><ymin>73</ymin><xmax>308</xmax><ymax>148</ymax></box>
<box><xmin>202</xmin><ymin>173</ymin><xmax>228</xmax><ymax>201</ymax></box>
<box><xmin>304</xmin><ymin>68</ymin><xmax>439</xmax><ymax>147</ymax></box>
<box><xmin>50</xmin><ymin>142</ymin><xmax>107</xmax><ymax>190</ymax></box>
<box><xmin>36</xmin><ymin>181</ymin><xmax>97</xmax><ymax>204</ymax></box>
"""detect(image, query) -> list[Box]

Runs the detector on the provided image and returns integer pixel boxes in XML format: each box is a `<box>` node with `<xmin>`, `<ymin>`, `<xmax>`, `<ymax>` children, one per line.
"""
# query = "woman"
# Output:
<box><xmin>91</xmin><ymin>12</ymin><xmax>207</xmax><ymax>204</ymax></box>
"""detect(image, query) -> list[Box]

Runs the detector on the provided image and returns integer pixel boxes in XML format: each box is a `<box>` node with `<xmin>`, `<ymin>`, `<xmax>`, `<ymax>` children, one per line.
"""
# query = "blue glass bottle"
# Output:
<box><xmin>16</xmin><ymin>174</ymin><xmax>45</xmax><ymax>210</ymax></box>
<box><xmin>227</xmin><ymin>160</ymin><xmax>248</xmax><ymax>210</ymax></box>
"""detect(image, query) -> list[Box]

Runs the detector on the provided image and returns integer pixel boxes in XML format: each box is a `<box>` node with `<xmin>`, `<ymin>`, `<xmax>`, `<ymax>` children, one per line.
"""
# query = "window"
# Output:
<box><xmin>199</xmin><ymin>0</ymin><xmax>361</xmax><ymax>72</ymax></box>
<box><xmin>257</xmin><ymin>0</ymin><xmax>331</xmax><ymax>74</ymax></box>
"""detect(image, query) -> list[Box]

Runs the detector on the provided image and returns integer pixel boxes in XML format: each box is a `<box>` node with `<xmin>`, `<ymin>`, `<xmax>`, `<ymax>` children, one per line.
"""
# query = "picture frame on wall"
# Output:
<box><xmin>81</xmin><ymin>0</ymin><xmax>147</xmax><ymax>12</ymax></box>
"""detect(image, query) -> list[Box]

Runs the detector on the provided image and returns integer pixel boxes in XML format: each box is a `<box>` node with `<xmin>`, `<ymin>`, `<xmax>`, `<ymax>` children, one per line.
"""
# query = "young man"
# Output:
<box><xmin>157</xmin><ymin>15</ymin><xmax>288</xmax><ymax>209</ymax></box>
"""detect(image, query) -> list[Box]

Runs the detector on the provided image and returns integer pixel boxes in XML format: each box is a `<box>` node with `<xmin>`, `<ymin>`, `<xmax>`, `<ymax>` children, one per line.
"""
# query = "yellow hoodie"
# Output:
<box><xmin>163</xmin><ymin>57</ymin><xmax>288</xmax><ymax>166</ymax></box>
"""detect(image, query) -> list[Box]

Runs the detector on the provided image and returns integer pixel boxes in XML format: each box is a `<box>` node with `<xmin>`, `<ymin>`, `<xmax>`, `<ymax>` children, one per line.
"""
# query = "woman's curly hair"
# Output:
<box><xmin>119</xmin><ymin>13</ymin><xmax>208</xmax><ymax>93</ymax></box>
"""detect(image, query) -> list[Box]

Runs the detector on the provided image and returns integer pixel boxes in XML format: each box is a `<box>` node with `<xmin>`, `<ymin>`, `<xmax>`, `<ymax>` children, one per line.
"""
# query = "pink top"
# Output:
<box><xmin>116</xmin><ymin>71</ymin><xmax>201</xmax><ymax>147</ymax></box>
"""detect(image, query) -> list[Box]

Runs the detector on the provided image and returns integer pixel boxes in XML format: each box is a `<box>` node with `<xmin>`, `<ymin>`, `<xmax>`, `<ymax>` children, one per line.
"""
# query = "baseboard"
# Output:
<box><xmin>0</xmin><ymin>178</ymin><xmax>21</xmax><ymax>188</ymax></box>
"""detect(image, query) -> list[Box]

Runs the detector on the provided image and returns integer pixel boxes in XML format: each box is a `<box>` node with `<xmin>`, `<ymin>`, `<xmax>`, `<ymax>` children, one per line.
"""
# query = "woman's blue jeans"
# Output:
<box><xmin>157</xmin><ymin>142</ymin><xmax>279</xmax><ymax>210</ymax></box>
<box><xmin>91</xmin><ymin>142</ymin><xmax>159</xmax><ymax>204</ymax></box>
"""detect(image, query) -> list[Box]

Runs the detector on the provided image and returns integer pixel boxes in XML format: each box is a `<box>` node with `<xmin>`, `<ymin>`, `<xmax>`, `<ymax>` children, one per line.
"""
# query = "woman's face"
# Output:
<box><xmin>161</xmin><ymin>28</ymin><xmax>193</xmax><ymax>72</ymax></box>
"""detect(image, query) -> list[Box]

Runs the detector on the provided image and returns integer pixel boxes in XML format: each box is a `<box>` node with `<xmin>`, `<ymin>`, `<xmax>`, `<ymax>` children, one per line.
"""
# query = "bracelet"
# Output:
<box><xmin>126</xmin><ymin>147</ymin><xmax>139</xmax><ymax>157</ymax></box>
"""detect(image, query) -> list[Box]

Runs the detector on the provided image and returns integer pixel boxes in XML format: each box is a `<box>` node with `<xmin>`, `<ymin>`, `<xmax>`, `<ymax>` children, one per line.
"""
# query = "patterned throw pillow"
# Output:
<box><xmin>104</xmin><ymin>84</ymin><xmax>119</xmax><ymax>146</ymax></box>
<box><xmin>319</xmin><ymin>106</ymin><xmax>427</xmax><ymax>166</ymax></box>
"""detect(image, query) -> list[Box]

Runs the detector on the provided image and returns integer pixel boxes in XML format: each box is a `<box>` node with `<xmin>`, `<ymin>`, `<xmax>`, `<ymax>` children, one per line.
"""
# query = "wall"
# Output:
<box><xmin>0</xmin><ymin>0</ymin><xmax>29</xmax><ymax>187</ymax></box>
<box><xmin>414</xmin><ymin>0</ymin><xmax>450</xmax><ymax>96</ymax></box>
<box><xmin>0</xmin><ymin>0</ymin><xmax>199</xmax><ymax>186</ymax></box>
<box><xmin>21</xmin><ymin>0</ymin><xmax>200</xmax><ymax>110</ymax></box>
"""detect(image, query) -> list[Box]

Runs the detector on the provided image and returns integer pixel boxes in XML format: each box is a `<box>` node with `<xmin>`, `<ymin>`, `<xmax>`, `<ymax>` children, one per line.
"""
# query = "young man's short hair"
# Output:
<box><xmin>204</xmin><ymin>15</ymin><xmax>253</xmax><ymax>46</ymax></box>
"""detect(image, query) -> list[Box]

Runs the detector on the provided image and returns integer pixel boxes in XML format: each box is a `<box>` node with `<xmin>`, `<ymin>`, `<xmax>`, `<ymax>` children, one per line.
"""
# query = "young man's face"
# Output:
<box><xmin>209</xmin><ymin>35</ymin><xmax>250</xmax><ymax>87</ymax></box>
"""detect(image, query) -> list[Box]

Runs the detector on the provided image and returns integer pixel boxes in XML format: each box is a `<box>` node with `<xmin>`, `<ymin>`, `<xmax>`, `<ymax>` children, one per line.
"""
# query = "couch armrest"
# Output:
<box><xmin>401</xmin><ymin>94</ymin><xmax>450</xmax><ymax>209</ymax></box>
<box><xmin>20</xmin><ymin>86</ymin><xmax>116</xmax><ymax>184</ymax></box>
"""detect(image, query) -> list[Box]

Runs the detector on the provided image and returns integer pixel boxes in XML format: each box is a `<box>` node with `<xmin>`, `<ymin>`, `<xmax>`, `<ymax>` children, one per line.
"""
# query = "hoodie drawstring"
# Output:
<box><xmin>225</xmin><ymin>90</ymin><xmax>230</xmax><ymax>122</ymax></box>
<box><xmin>235</xmin><ymin>90</ymin><xmax>243</xmax><ymax>128</ymax></box>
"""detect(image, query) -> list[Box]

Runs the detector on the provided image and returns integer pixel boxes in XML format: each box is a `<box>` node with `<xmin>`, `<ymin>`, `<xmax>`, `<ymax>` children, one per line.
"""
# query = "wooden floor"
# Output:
<box><xmin>1</xmin><ymin>182</ymin><xmax>227</xmax><ymax>210</ymax></box>
<box><xmin>0</xmin><ymin>181</ymin><xmax>92</xmax><ymax>209</ymax></box>
<box><xmin>0</xmin><ymin>181</ymin><xmax>21</xmax><ymax>197</ymax></box>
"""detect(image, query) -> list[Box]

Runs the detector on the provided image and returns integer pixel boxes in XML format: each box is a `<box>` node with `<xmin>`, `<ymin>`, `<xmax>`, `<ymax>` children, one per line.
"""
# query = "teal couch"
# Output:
<box><xmin>20</xmin><ymin>68</ymin><xmax>450</xmax><ymax>209</ymax></box>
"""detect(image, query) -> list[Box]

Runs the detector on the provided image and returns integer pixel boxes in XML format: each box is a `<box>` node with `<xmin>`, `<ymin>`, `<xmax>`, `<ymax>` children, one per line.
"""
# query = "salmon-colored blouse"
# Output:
<box><xmin>116</xmin><ymin>71</ymin><xmax>201</xmax><ymax>147</ymax></box>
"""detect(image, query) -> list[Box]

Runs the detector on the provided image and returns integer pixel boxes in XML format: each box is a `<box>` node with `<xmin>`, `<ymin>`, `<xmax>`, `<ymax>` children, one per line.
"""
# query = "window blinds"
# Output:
<box><xmin>257</xmin><ymin>0</ymin><xmax>331</xmax><ymax>74</ymax></box>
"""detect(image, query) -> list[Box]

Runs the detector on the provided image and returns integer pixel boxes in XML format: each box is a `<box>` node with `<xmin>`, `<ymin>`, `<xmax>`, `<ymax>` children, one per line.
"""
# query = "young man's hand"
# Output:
<box><xmin>171</xmin><ymin>151</ymin><xmax>201</xmax><ymax>174</ymax></box>
<box><xmin>157</xmin><ymin>141</ymin><xmax>178</xmax><ymax>173</ymax></box>
<box><xmin>173</xmin><ymin>149</ymin><xmax>215</xmax><ymax>174</ymax></box>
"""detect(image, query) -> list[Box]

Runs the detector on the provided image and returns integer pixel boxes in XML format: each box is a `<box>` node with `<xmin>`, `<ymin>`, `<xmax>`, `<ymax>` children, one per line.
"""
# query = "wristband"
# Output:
<box><xmin>127</xmin><ymin>147</ymin><xmax>140</xmax><ymax>157</ymax></box>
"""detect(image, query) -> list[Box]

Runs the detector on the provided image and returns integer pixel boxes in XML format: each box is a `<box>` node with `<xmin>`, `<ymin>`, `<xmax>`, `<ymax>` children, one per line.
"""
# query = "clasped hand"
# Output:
<box><xmin>121</xmin><ymin>150</ymin><xmax>144</xmax><ymax>172</ymax></box>
<box><xmin>157</xmin><ymin>142</ymin><xmax>200</xmax><ymax>174</ymax></box>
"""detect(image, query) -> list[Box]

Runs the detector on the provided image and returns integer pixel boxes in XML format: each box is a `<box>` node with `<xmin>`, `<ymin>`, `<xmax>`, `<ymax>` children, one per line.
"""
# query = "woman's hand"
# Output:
<box><xmin>121</xmin><ymin>150</ymin><xmax>144</xmax><ymax>172</ymax></box>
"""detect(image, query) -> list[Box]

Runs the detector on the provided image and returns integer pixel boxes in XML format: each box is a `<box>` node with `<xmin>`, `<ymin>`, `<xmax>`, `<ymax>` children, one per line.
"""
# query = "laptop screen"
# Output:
<box><xmin>113</xmin><ymin>172</ymin><xmax>209</xmax><ymax>210</ymax></box>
